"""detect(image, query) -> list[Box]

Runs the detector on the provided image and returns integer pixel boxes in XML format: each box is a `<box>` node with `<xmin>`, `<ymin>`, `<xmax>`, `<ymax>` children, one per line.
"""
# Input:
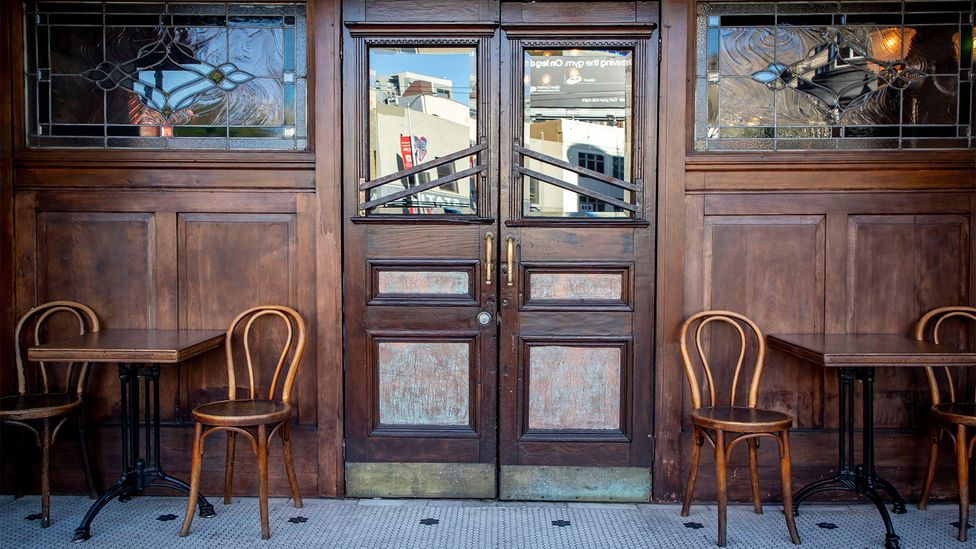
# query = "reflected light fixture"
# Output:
<box><xmin>869</xmin><ymin>27</ymin><xmax>916</xmax><ymax>63</ymax></box>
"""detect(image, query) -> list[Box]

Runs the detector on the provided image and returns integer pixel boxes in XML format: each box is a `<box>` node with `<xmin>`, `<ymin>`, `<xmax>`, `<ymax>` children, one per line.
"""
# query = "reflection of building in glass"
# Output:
<box><xmin>525</xmin><ymin>118</ymin><xmax>629</xmax><ymax>217</ymax></box>
<box><xmin>383</xmin><ymin>71</ymin><xmax>455</xmax><ymax>100</ymax></box>
<box><xmin>369</xmin><ymin>68</ymin><xmax>478</xmax><ymax>214</ymax></box>
<box><xmin>522</xmin><ymin>49</ymin><xmax>632</xmax><ymax>217</ymax></box>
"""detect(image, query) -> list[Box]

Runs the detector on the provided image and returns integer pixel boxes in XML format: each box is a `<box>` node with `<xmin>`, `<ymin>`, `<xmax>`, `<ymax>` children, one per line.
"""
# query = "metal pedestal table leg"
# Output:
<box><xmin>72</xmin><ymin>363</ymin><xmax>215</xmax><ymax>542</ymax></box>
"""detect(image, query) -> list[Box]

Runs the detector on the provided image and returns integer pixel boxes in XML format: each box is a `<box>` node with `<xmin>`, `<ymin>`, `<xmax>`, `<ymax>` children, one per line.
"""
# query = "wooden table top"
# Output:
<box><xmin>27</xmin><ymin>329</ymin><xmax>225</xmax><ymax>364</ymax></box>
<box><xmin>767</xmin><ymin>333</ymin><xmax>976</xmax><ymax>368</ymax></box>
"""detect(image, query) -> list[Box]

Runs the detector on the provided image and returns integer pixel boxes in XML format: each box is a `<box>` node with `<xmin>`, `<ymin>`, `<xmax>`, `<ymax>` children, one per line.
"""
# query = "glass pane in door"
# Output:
<box><xmin>368</xmin><ymin>46</ymin><xmax>478</xmax><ymax>215</ymax></box>
<box><xmin>523</xmin><ymin>49</ymin><xmax>633</xmax><ymax>218</ymax></box>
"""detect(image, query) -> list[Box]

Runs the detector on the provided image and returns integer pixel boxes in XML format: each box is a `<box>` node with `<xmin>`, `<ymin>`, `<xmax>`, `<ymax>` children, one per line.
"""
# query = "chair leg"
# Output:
<box><xmin>281</xmin><ymin>422</ymin><xmax>303</xmax><ymax>508</ymax></box>
<box><xmin>179</xmin><ymin>422</ymin><xmax>205</xmax><ymax>537</ymax></box>
<box><xmin>77</xmin><ymin>415</ymin><xmax>97</xmax><ymax>499</ymax></box>
<box><xmin>40</xmin><ymin>418</ymin><xmax>51</xmax><ymax>528</ymax></box>
<box><xmin>257</xmin><ymin>423</ymin><xmax>271</xmax><ymax>540</ymax></box>
<box><xmin>748</xmin><ymin>438</ymin><xmax>762</xmax><ymax>514</ymax></box>
<box><xmin>778</xmin><ymin>430</ymin><xmax>801</xmax><ymax>545</ymax></box>
<box><xmin>681</xmin><ymin>427</ymin><xmax>704</xmax><ymax>517</ymax></box>
<box><xmin>918</xmin><ymin>424</ymin><xmax>941</xmax><ymax>511</ymax></box>
<box><xmin>955</xmin><ymin>423</ymin><xmax>969</xmax><ymax>543</ymax></box>
<box><xmin>714</xmin><ymin>429</ymin><xmax>728</xmax><ymax>547</ymax></box>
<box><xmin>224</xmin><ymin>431</ymin><xmax>236</xmax><ymax>504</ymax></box>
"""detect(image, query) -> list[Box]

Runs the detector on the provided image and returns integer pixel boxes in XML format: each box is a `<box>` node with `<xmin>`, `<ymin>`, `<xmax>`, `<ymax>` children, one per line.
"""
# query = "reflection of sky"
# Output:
<box><xmin>370</xmin><ymin>50</ymin><xmax>474</xmax><ymax>106</ymax></box>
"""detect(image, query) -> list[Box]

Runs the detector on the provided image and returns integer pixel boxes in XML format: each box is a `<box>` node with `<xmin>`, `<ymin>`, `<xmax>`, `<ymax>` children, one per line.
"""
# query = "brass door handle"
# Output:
<box><xmin>485</xmin><ymin>232</ymin><xmax>494</xmax><ymax>285</ymax></box>
<box><xmin>506</xmin><ymin>236</ymin><xmax>516</xmax><ymax>286</ymax></box>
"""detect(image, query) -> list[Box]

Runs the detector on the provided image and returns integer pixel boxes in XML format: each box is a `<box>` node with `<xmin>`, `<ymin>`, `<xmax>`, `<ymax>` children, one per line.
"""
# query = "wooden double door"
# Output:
<box><xmin>341</xmin><ymin>13</ymin><xmax>658</xmax><ymax>500</ymax></box>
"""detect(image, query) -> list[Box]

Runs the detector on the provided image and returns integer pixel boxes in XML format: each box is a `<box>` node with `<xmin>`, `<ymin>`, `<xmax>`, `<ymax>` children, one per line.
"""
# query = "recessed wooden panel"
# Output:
<box><xmin>522</xmin><ymin>263</ymin><xmax>631</xmax><ymax>311</ymax></box>
<box><xmin>368</xmin><ymin>260</ymin><xmax>478</xmax><ymax>306</ymax></box>
<box><xmin>37</xmin><ymin>211</ymin><xmax>155</xmax><ymax>328</ymax></box>
<box><xmin>179</xmin><ymin>213</ymin><xmax>304</xmax><ymax>418</ymax></box>
<box><xmin>35</xmin><ymin>211</ymin><xmax>157</xmax><ymax>422</ymax></box>
<box><xmin>376</xmin><ymin>340</ymin><xmax>471</xmax><ymax>426</ymax></box>
<box><xmin>847</xmin><ymin>214</ymin><xmax>970</xmax><ymax>429</ymax></box>
<box><xmin>527</xmin><ymin>345</ymin><xmax>622</xmax><ymax>431</ymax></box>
<box><xmin>532</xmin><ymin>273</ymin><xmax>620</xmax><ymax>299</ymax></box>
<box><xmin>379</xmin><ymin>271</ymin><xmax>468</xmax><ymax>295</ymax></box>
<box><xmin>702</xmin><ymin>215</ymin><xmax>826</xmax><ymax>428</ymax></box>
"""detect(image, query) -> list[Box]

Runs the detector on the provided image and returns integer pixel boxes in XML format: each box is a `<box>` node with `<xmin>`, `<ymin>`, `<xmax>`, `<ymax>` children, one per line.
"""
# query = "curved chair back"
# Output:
<box><xmin>14</xmin><ymin>300</ymin><xmax>100</xmax><ymax>396</ymax></box>
<box><xmin>679</xmin><ymin>310</ymin><xmax>766</xmax><ymax>410</ymax></box>
<box><xmin>224</xmin><ymin>305</ymin><xmax>306</xmax><ymax>404</ymax></box>
<box><xmin>915</xmin><ymin>305</ymin><xmax>976</xmax><ymax>405</ymax></box>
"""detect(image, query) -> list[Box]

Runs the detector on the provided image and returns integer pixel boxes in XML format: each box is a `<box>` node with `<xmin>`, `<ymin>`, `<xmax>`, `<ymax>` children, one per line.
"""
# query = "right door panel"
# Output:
<box><xmin>497</xmin><ymin>23</ymin><xmax>659</xmax><ymax>501</ymax></box>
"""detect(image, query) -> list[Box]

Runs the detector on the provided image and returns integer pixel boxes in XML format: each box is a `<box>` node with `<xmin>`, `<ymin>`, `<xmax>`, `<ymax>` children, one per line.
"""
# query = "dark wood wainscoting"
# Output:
<box><xmin>677</xmin><ymin>188</ymin><xmax>975</xmax><ymax>502</ymax></box>
<box><xmin>6</xmin><ymin>189</ymin><xmax>320</xmax><ymax>496</ymax></box>
<box><xmin>650</xmin><ymin>0</ymin><xmax>976</xmax><ymax>504</ymax></box>
<box><xmin>0</xmin><ymin>0</ymin><xmax>345</xmax><ymax>498</ymax></box>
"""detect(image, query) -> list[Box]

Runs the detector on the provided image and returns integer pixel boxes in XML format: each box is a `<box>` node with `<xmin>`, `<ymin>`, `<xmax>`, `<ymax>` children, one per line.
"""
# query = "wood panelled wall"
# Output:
<box><xmin>653</xmin><ymin>0</ymin><xmax>976</xmax><ymax>503</ymax></box>
<box><xmin>0</xmin><ymin>0</ymin><xmax>345</xmax><ymax>497</ymax></box>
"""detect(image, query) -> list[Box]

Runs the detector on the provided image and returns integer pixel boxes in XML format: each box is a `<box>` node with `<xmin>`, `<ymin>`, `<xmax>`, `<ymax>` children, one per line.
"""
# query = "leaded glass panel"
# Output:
<box><xmin>25</xmin><ymin>1</ymin><xmax>307</xmax><ymax>149</ymax></box>
<box><xmin>695</xmin><ymin>1</ymin><xmax>975</xmax><ymax>151</ymax></box>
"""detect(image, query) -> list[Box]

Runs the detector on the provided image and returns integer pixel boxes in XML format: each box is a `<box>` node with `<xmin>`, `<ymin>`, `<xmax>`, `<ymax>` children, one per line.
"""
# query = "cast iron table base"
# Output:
<box><xmin>72</xmin><ymin>363</ymin><xmax>214</xmax><ymax>542</ymax></box>
<box><xmin>791</xmin><ymin>368</ymin><xmax>906</xmax><ymax>549</ymax></box>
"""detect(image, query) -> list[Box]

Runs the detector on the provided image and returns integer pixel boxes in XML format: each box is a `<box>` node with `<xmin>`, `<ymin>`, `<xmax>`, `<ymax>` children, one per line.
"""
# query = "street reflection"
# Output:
<box><xmin>368</xmin><ymin>47</ymin><xmax>478</xmax><ymax>215</ymax></box>
<box><xmin>523</xmin><ymin>49</ymin><xmax>633</xmax><ymax>218</ymax></box>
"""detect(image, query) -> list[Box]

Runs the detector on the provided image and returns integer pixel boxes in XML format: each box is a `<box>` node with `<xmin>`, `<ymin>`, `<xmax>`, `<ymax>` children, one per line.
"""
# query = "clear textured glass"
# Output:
<box><xmin>367</xmin><ymin>46</ymin><xmax>478</xmax><ymax>215</ymax></box>
<box><xmin>24</xmin><ymin>1</ymin><xmax>307</xmax><ymax>150</ymax></box>
<box><xmin>695</xmin><ymin>1</ymin><xmax>975</xmax><ymax>151</ymax></box>
<box><xmin>522</xmin><ymin>48</ymin><xmax>633</xmax><ymax>218</ymax></box>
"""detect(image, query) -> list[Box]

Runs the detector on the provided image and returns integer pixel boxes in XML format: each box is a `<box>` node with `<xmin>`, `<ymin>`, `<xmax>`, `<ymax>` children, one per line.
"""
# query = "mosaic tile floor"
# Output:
<box><xmin>0</xmin><ymin>494</ymin><xmax>968</xmax><ymax>548</ymax></box>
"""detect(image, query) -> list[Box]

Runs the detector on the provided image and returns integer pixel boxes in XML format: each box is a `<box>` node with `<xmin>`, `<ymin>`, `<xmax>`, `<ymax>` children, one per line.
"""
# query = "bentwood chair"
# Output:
<box><xmin>180</xmin><ymin>305</ymin><xmax>306</xmax><ymax>540</ymax></box>
<box><xmin>679</xmin><ymin>310</ymin><xmax>800</xmax><ymax>547</ymax></box>
<box><xmin>0</xmin><ymin>301</ymin><xmax>100</xmax><ymax>527</ymax></box>
<box><xmin>915</xmin><ymin>305</ymin><xmax>976</xmax><ymax>542</ymax></box>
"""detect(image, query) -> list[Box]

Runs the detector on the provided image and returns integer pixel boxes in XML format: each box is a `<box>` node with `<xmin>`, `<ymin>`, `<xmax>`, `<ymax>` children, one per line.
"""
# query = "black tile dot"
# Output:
<box><xmin>552</xmin><ymin>519</ymin><xmax>571</xmax><ymax>527</ymax></box>
<box><xmin>24</xmin><ymin>513</ymin><xmax>42</xmax><ymax>521</ymax></box>
<box><xmin>683</xmin><ymin>521</ymin><xmax>704</xmax><ymax>529</ymax></box>
<box><xmin>420</xmin><ymin>518</ymin><xmax>439</xmax><ymax>526</ymax></box>
<box><xmin>816</xmin><ymin>522</ymin><xmax>838</xmax><ymax>530</ymax></box>
<box><xmin>156</xmin><ymin>514</ymin><xmax>177</xmax><ymax>522</ymax></box>
<box><xmin>288</xmin><ymin>516</ymin><xmax>308</xmax><ymax>524</ymax></box>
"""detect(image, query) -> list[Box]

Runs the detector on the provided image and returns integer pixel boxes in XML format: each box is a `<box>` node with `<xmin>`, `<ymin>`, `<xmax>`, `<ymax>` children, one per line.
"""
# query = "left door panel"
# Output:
<box><xmin>342</xmin><ymin>28</ymin><xmax>499</xmax><ymax>498</ymax></box>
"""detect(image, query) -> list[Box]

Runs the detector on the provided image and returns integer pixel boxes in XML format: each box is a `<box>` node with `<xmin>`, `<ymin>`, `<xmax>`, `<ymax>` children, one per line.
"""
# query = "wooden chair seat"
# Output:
<box><xmin>191</xmin><ymin>399</ymin><xmax>291</xmax><ymax>427</ymax></box>
<box><xmin>692</xmin><ymin>406</ymin><xmax>792</xmax><ymax>433</ymax></box>
<box><xmin>0</xmin><ymin>393</ymin><xmax>81</xmax><ymax>421</ymax></box>
<box><xmin>930</xmin><ymin>402</ymin><xmax>976</xmax><ymax>427</ymax></box>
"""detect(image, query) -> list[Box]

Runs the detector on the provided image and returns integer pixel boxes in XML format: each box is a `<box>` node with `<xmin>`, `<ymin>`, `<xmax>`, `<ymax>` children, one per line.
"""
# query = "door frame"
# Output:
<box><xmin>339</xmin><ymin>3</ymin><xmax>660</xmax><ymax>500</ymax></box>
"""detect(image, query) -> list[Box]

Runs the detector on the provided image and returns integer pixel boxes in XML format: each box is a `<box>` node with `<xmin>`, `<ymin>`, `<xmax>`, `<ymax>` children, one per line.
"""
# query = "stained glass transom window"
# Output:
<box><xmin>695</xmin><ymin>1</ymin><xmax>975</xmax><ymax>151</ymax></box>
<box><xmin>25</xmin><ymin>1</ymin><xmax>307</xmax><ymax>149</ymax></box>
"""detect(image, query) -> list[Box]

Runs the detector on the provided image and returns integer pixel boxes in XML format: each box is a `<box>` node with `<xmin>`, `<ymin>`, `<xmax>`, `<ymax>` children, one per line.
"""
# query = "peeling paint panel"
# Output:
<box><xmin>528</xmin><ymin>346</ymin><xmax>621</xmax><ymax>430</ymax></box>
<box><xmin>378</xmin><ymin>341</ymin><xmax>470</xmax><ymax>425</ymax></box>
<box><xmin>530</xmin><ymin>272</ymin><xmax>623</xmax><ymax>300</ymax></box>
<box><xmin>377</xmin><ymin>270</ymin><xmax>469</xmax><ymax>295</ymax></box>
